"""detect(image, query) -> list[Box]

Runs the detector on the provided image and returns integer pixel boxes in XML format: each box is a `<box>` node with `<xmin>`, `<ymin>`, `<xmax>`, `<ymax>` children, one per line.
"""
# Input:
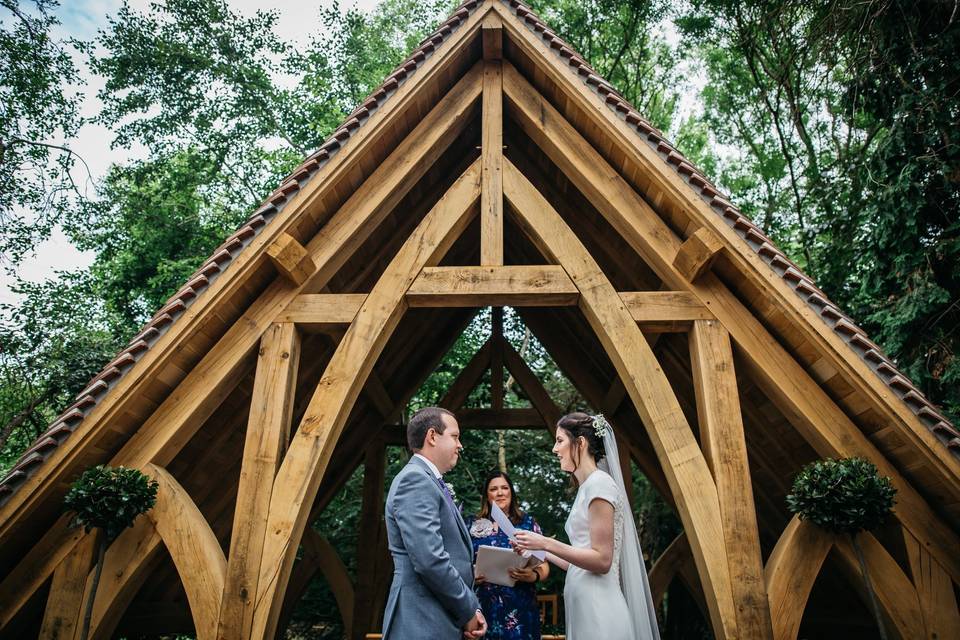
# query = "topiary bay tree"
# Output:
<box><xmin>63</xmin><ymin>465</ymin><xmax>159</xmax><ymax>640</ymax></box>
<box><xmin>786</xmin><ymin>457</ymin><xmax>896</xmax><ymax>640</ymax></box>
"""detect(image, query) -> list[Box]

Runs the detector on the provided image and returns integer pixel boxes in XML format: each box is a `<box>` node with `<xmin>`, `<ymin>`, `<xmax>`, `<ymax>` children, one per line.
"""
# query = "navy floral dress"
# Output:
<box><xmin>466</xmin><ymin>513</ymin><xmax>543</xmax><ymax>640</ymax></box>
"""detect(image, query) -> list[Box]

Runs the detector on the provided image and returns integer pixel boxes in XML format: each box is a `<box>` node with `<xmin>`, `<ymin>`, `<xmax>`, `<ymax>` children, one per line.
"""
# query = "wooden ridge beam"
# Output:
<box><xmin>502</xmin><ymin>61</ymin><xmax>960</xmax><ymax>583</ymax></box>
<box><xmin>218</xmin><ymin>323</ymin><xmax>301</xmax><ymax>639</ymax></box>
<box><xmin>503</xmin><ymin>158</ymin><xmax>739</xmax><ymax>638</ymax></box>
<box><xmin>407</xmin><ymin>266</ymin><xmax>578</xmax><ymax>307</ymax></box>
<box><xmin>249</xmin><ymin>159</ymin><xmax>481</xmax><ymax>638</ymax></box>
<box><xmin>690</xmin><ymin>320</ymin><xmax>773</xmax><ymax>639</ymax></box>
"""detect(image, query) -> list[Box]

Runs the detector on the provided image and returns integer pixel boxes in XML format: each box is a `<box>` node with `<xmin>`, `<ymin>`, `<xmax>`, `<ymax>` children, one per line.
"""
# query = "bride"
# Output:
<box><xmin>511</xmin><ymin>413</ymin><xmax>660</xmax><ymax>640</ymax></box>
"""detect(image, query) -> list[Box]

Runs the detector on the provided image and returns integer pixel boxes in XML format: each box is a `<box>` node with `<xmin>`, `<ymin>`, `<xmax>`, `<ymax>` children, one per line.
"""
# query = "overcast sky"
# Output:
<box><xmin>0</xmin><ymin>0</ymin><xmax>382</xmax><ymax>306</ymax></box>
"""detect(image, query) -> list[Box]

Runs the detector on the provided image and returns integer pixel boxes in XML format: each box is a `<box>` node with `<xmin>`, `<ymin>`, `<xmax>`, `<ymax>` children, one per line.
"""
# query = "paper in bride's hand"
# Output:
<box><xmin>475</xmin><ymin>545</ymin><xmax>529</xmax><ymax>587</ymax></box>
<box><xmin>490</xmin><ymin>502</ymin><xmax>546</xmax><ymax>562</ymax></box>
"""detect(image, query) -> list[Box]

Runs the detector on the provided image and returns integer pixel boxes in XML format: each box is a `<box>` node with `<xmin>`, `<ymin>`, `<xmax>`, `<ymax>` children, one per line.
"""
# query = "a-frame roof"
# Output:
<box><xmin>1</xmin><ymin>1</ymin><xmax>959</xmax><ymax>633</ymax></box>
<box><xmin>2</xmin><ymin>0</ymin><xmax>955</xmax><ymax>510</ymax></box>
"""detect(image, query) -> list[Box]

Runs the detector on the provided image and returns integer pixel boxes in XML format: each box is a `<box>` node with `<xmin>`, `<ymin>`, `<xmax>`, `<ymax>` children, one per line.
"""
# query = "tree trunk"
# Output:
<box><xmin>851</xmin><ymin>532</ymin><xmax>888</xmax><ymax>640</ymax></box>
<box><xmin>78</xmin><ymin>531</ymin><xmax>106</xmax><ymax>640</ymax></box>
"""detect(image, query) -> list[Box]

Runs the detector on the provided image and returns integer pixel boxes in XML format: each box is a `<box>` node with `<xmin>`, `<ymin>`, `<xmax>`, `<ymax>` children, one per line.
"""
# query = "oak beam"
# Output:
<box><xmin>504</xmin><ymin>159</ymin><xmax>739</xmax><ymax>639</ymax></box>
<box><xmin>620</xmin><ymin>291</ymin><xmax>714</xmax><ymax>330</ymax></box>
<box><xmin>218</xmin><ymin>323</ymin><xmax>301</xmax><ymax>640</ymax></box>
<box><xmin>481</xmin><ymin>57</ymin><xmax>503</xmax><ymax>265</ymax></box>
<box><xmin>501</xmin><ymin>340</ymin><xmax>561</xmax><ymax>433</ymax></box>
<box><xmin>491</xmin><ymin>308</ymin><xmax>504</xmax><ymax>411</ymax></box>
<box><xmin>407</xmin><ymin>266</ymin><xmax>578</xmax><ymax>307</ymax></box>
<box><xmin>275</xmin><ymin>294</ymin><xmax>366</xmax><ymax>327</ymax></box>
<box><xmin>249</xmin><ymin>160</ymin><xmax>481</xmax><ymax>639</ymax></box>
<box><xmin>673</xmin><ymin>228</ymin><xmax>723</xmax><ymax>282</ymax></box>
<box><xmin>267</xmin><ymin>233</ymin><xmax>316</xmax><ymax>285</ymax></box>
<box><xmin>481</xmin><ymin>13</ymin><xmax>502</xmax><ymax>61</ymax></box>
<box><xmin>144</xmin><ymin>464</ymin><xmax>226</xmax><ymax>640</ymax></box>
<box><xmin>39</xmin><ymin>530</ymin><xmax>100</xmax><ymax>640</ymax></box>
<box><xmin>502</xmin><ymin>61</ymin><xmax>960</xmax><ymax>583</ymax></box>
<box><xmin>902</xmin><ymin>529</ymin><xmax>960</xmax><ymax>639</ymax></box>
<box><xmin>439</xmin><ymin>339</ymin><xmax>492</xmax><ymax>410</ymax></box>
<box><xmin>764</xmin><ymin>516</ymin><xmax>833</xmax><ymax>640</ymax></box>
<box><xmin>834</xmin><ymin>533</ymin><xmax>925</xmax><ymax>640</ymax></box>
<box><xmin>351</xmin><ymin>441</ymin><xmax>387</xmax><ymax>640</ymax></box>
<box><xmin>690</xmin><ymin>320</ymin><xmax>772</xmax><ymax>639</ymax></box>
<box><xmin>457</xmin><ymin>408</ymin><xmax>544</xmax><ymax>429</ymax></box>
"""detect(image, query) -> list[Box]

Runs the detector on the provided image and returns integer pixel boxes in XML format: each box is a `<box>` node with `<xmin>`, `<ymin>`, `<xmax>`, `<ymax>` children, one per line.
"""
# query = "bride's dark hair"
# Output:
<box><xmin>557</xmin><ymin>412</ymin><xmax>606</xmax><ymax>477</ymax></box>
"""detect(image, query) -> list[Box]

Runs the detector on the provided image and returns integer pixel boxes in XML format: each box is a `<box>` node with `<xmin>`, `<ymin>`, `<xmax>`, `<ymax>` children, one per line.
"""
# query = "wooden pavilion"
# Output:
<box><xmin>1</xmin><ymin>1</ymin><xmax>959</xmax><ymax>638</ymax></box>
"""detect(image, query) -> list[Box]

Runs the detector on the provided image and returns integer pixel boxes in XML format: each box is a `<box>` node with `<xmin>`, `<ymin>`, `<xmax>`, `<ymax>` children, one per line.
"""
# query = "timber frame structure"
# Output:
<box><xmin>2</xmin><ymin>1</ymin><xmax>959</xmax><ymax>638</ymax></box>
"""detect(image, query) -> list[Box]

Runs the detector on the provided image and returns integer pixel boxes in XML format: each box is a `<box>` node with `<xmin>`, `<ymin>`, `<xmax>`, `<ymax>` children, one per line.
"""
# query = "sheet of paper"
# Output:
<box><xmin>475</xmin><ymin>545</ymin><xmax>528</xmax><ymax>587</ymax></box>
<box><xmin>490</xmin><ymin>502</ymin><xmax>546</xmax><ymax>562</ymax></box>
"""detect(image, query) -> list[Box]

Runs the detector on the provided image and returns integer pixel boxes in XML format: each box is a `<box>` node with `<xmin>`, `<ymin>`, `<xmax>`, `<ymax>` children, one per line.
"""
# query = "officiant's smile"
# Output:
<box><xmin>487</xmin><ymin>476</ymin><xmax>512</xmax><ymax>512</ymax></box>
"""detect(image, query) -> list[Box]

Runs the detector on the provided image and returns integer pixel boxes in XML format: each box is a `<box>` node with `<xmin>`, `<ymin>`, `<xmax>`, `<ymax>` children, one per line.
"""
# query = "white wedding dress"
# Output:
<box><xmin>563</xmin><ymin>464</ymin><xmax>660</xmax><ymax>640</ymax></box>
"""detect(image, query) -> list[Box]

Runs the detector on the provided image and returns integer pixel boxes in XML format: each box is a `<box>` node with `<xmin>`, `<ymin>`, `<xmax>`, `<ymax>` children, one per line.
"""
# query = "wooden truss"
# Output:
<box><xmin>2</xmin><ymin>3</ymin><xmax>959</xmax><ymax>639</ymax></box>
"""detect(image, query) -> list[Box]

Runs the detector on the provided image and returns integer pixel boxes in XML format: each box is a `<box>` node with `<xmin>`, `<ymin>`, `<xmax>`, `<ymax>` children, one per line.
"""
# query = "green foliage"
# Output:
<box><xmin>0</xmin><ymin>0</ymin><xmax>86</xmax><ymax>262</ymax></box>
<box><xmin>786</xmin><ymin>457</ymin><xmax>896</xmax><ymax>535</ymax></box>
<box><xmin>63</xmin><ymin>464</ymin><xmax>159</xmax><ymax>541</ymax></box>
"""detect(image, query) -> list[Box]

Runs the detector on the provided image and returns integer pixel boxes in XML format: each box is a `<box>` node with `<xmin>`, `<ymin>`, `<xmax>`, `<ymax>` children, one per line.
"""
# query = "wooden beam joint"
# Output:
<box><xmin>673</xmin><ymin>227</ymin><xmax>723</xmax><ymax>282</ymax></box>
<box><xmin>267</xmin><ymin>233</ymin><xmax>317</xmax><ymax>286</ymax></box>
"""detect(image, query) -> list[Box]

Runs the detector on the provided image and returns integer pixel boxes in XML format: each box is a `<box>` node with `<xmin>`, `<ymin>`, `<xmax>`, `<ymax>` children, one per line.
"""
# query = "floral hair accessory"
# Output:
<box><xmin>591</xmin><ymin>413</ymin><xmax>609</xmax><ymax>439</ymax></box>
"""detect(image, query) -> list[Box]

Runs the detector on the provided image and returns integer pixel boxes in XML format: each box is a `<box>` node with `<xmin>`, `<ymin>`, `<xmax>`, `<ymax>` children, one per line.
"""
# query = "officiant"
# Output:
<box><xmin>466</xmin><ymin>470</ymin><xmax>549</xmax><ymax>640</ymax></box>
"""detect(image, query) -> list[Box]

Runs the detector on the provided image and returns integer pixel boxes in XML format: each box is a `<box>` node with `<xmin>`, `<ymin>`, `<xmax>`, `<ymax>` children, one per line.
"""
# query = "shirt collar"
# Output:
<box><xmin>413</xmin><ymin>453</ymin><xmax>442</xmax><ymax>479</ymax></box>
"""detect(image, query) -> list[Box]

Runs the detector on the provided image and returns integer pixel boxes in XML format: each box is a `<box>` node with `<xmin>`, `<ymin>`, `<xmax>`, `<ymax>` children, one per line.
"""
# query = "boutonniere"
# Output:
<box><xmin>444</xmin><ymin>480</ymin><xmax>457</xmax><ymax>501</ymax></box>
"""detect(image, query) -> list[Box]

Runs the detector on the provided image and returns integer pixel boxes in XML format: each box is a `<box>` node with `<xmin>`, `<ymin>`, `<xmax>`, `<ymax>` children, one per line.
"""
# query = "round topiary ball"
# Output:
<box><xmin>64</xmin><ymin>465</ymin><xmax>159</xmax><ymax>541</ymax></box>
<box><xmin>786</xmin><ymin>457</ymin><xmax>896</xmax><ymax>534</ymax></box>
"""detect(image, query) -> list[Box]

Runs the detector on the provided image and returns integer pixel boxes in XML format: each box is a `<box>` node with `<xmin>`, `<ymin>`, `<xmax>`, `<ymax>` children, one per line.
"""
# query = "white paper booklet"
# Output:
<box><xmin>490</xmin><ymin>502</ymin><xmax>547</xmax><ymax>562</ymax></box>
<box><xmin>475</xmin><ymin>545</ymin><xmax>529</xmax><ymax>587</ymax></box>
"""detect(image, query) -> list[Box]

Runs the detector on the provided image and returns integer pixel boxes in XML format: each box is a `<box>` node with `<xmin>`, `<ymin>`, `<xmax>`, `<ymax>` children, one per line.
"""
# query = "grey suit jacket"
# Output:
<box><xmin>381</xmin><ymin>456</ymin><xmax>479</xmax><ymax>639</ymax></box>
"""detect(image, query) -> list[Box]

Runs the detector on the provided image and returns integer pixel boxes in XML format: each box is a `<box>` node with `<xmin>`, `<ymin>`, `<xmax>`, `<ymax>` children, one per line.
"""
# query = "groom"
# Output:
<box><xmin>382</xmin><ymin>407</ymin><xmax>487</xmax><ymax>639</ymax></box>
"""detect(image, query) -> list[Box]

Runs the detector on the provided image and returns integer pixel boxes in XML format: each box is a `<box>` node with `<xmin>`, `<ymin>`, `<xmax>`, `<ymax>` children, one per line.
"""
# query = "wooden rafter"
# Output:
<box><xmin>503</xmin><ymin>158</ymin><xmax>739</xmax><ymax>638</ymax></box>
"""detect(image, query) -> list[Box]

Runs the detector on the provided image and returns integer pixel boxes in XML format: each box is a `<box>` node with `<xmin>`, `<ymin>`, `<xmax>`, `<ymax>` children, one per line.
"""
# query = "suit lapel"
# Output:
<box><xmin>408</xmin><ymin>458</ymin><xmax>473</xmax><ymax>555</ymax></box>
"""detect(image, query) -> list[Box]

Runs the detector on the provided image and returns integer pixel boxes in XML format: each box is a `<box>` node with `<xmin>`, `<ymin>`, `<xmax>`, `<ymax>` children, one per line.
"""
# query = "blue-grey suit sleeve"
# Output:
<box><xmin>391</xmin><ymin>469</ymin><xmax>480</xmax><ymax>627</ymax></box>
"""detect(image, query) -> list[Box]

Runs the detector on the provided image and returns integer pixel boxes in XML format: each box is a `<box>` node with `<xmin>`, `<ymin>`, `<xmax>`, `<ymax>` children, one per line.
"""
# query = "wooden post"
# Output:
<box><xmin>503</xmin><ymin>159</ymin><xmax>739</xmax><ymax>639</ymax></box>
<box><xmin>249</xmin><ymin>160</ymin><xmax>481</xmax><ymax>639</ymax></box>
<box><xmin>481</xmin><ymin>52</ymin><xmax>503</xmax><ymax>266</ymax></box>
<box><xmin>39</xmin><ymin>530</ymin><xmax>101</xmax><ymax>640</ymax></box>
<box><xmin>351</xmin><ymin>440</ymin><xmax>387</xmax><ymax>640</ymax></box>
<box><xmin>491</xmin><ymin>308</ymin><xmax>504</xmax><ymax>411</ymax></box>
<box><xmin>690</xmin><ymin>319</ymin><xmax>773</xmax><ymax>639</ymax></box>
<box><xmin>218</xmin><ymin>322</ymin><xmax>301</xmax><ymax>640</ymax></box>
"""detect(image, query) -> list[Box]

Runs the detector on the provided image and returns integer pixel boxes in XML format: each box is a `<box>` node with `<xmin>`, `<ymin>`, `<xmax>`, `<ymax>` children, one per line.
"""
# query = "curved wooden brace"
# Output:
<box><xmin>764</xmin><ymin>516</ymin><xmax>833</xmax><ymax>640</ymax></box>
<box><xmin>144</xmin><ymin>463</ymin><xmax>226</xmax><ymax>640</ymax></box>
<box><xmin>504</xmin><ymin>159</ymin><xmax>739</xmax><ymax>639</ymax></box>
<box><xmin>250</xmin><ymin>159</ymin><xmax>482</xmax><ymax>638</ymax></box>
<box><xmin>303</xmin><ymin>529</ymin><xmax>355</xmax><ymax>632</ymax></box>
<box><xmin>650</xmin><ymin>532</ymin><xmax>691</xmax><ymax>607</ymax></box>
<box><xmin>834</xmin><ymin>532</ymin><xmax>924</xmax><ymax>639</ymax></box>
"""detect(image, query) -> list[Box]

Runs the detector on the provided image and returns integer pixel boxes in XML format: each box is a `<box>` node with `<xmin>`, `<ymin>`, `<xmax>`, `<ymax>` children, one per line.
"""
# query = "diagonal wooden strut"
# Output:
<box><xmin>503</xmin><ymin>158</ymin><xmax>739</xmax><ymax>639</ymax></box>
<box><xmin>249</xmin><ymin>159</ymin><xmax>482</xmax><ymax>639</ymax></box>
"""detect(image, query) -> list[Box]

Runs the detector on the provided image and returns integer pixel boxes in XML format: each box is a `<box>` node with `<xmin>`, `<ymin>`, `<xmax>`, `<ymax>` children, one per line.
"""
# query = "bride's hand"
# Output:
<box><xmin>512</xmin><ymin>530</ymin><xmax>550</xmax><ymax>553</ymax></box>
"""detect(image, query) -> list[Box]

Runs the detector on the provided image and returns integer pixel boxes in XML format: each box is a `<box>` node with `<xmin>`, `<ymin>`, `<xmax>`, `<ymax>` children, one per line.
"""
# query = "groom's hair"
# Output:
<box><xmin>407</xmin><ymin>406</ymin><xmax>455</xmax><ymax>451</ymax></box>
